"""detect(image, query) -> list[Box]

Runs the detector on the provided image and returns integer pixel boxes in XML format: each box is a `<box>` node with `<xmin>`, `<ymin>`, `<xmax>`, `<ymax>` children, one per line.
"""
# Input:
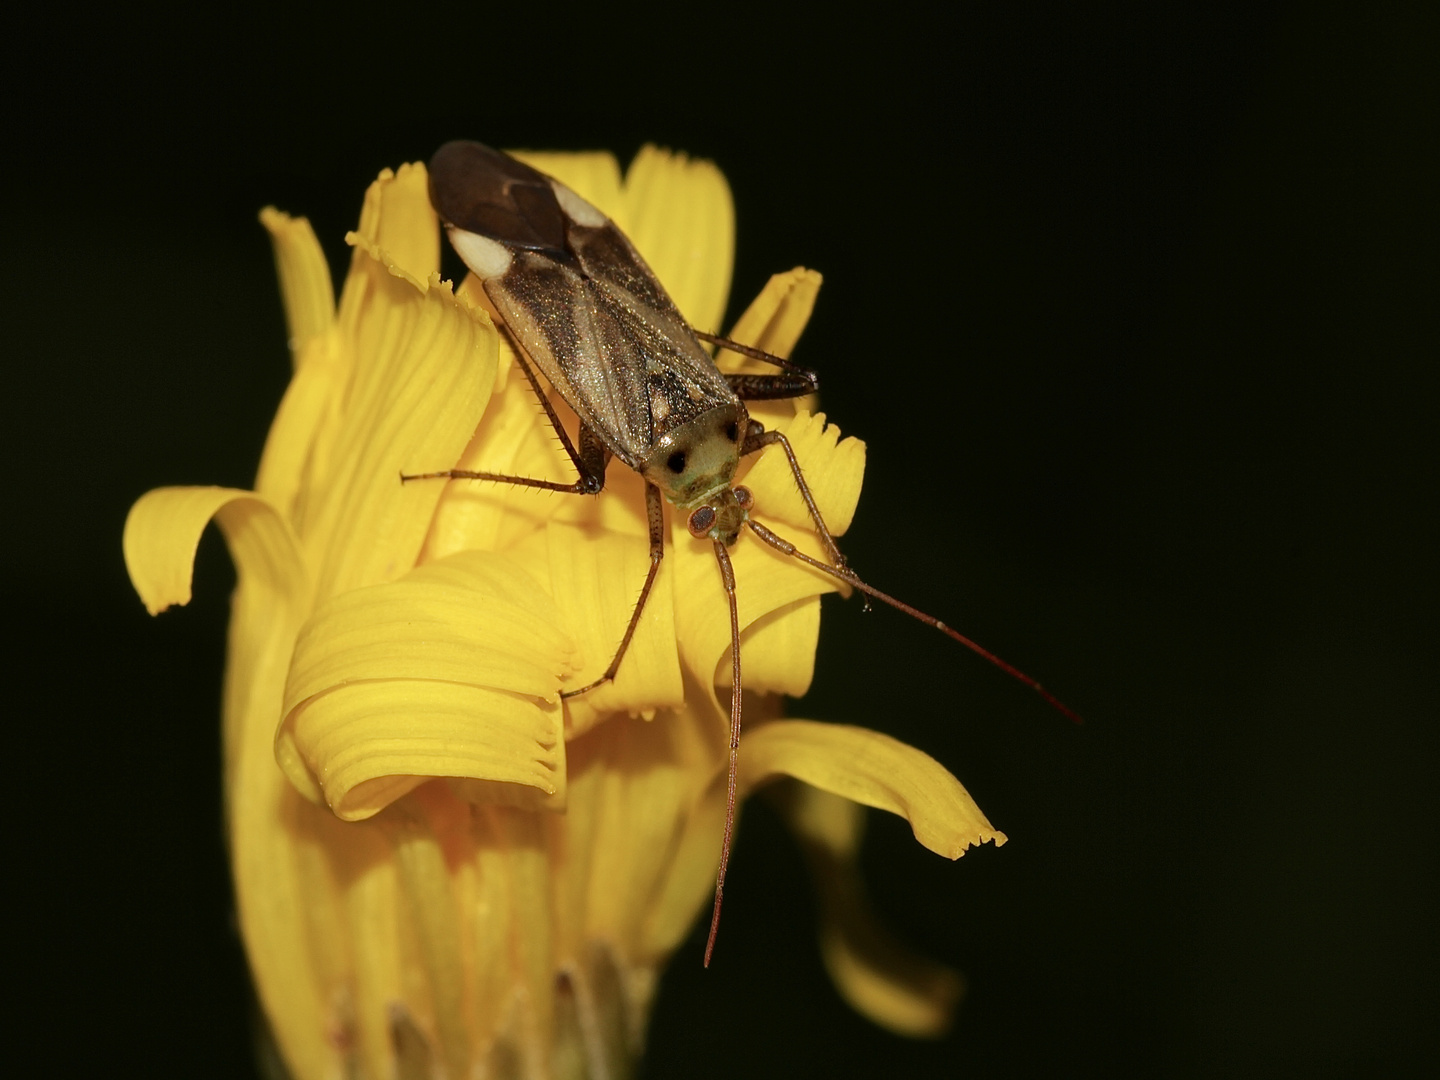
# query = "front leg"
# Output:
<box><xmin>725</xmin><ymin>371</ymin><xmax>819</xmax><ymax>401</ymax></box>
<box><xmin>740</xmin><ymin>422</ymin><xmax>851</xmax><ymax>574</ymax></box>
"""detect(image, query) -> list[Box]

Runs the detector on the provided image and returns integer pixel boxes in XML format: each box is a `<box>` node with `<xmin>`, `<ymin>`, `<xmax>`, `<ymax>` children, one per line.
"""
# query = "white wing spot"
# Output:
<box><xmin>449</xmin><ymin>227</ymin><xmax>513</xmax><ymax>280</ymax></box>
<box><xmin>551</xmin><ymin>181</ymin><xmax>608</xmax><ymax>228</ymax></box>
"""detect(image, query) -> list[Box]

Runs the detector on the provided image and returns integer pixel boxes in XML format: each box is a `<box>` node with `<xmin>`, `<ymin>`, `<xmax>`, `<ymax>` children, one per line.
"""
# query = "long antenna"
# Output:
<box><xmin>704</xmin><ymin>539</ymin><xmax>743</xmax><ymax>967</ymax></box>
<box><xmin>745</xmin><ymin>520</ymin><xmax>1083</xmax><ymax>724</ymax></box>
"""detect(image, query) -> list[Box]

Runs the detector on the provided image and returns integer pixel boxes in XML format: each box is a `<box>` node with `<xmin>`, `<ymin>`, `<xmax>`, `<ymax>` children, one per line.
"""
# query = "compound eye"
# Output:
<box><xmin>733</xmin><ymin>485</ymin><xmax>754</xmax><ymax>511</ymax></box>
<box><xmin>687</xmin><ymin>505</ymin><xmax>716</xmax><ymax>538</ymax></box>
<box><xmin>667</xmin><ymin>451</ymin><xmax>687</xmax><ymax>474</ymax></box>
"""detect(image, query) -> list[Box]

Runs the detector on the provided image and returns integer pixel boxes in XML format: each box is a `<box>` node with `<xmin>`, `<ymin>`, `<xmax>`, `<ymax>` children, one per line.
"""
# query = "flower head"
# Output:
<box><xmin>123</xmin><ymin>147</ymin><xmax>1005</xmax><ymax>1078</ymax></box>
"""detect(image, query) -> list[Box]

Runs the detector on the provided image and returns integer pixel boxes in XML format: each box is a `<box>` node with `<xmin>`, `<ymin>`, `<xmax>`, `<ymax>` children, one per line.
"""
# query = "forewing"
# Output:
<box><xmin>485</xmin><ymin>252</ymin><xmax>654</xmax><ymax>466</ymax></box>
<box><xmin>571</xmin><ymin>222</ymin><xmax>737</xmax><ymax>443</ymax></box>
<box><xmin>429</xmin><ymin>141</ymin><xmax>568</xmax><ymax>253</ymax></box>
<box><xmin>431</xmin><ymin>140</ymin><xmax>736</xmax><ymax>467</ymax></box>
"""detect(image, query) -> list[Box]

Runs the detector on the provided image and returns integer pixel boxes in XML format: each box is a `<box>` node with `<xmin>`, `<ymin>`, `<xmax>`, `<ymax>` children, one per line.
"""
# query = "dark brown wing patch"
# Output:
<box><xmin>429</xmin><ymin>141</ymin><xmax>568</xmax><ymax>254</ymax></box>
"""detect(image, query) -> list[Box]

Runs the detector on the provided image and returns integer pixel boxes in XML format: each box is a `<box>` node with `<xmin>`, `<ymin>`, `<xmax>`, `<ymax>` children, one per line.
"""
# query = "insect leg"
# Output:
<box><xmin>401</xmin><ymin>349</ymin><xmax>607</xmax><ymax>495</ymax></box>
<box><xmin>560</xmin><ymin>482</ymin><xmax>667</xmax><ymax>699</ymax></box>
<box><xmin>725</xmin><ymin>372</ymin><xmax>819</xmax><ymax>400</ymax></box>
<box><xmin>740</xmin><ymin>424</ymin><xmax>850</xmax><ymax>572</ymax></box>
<box><xmin>693</xmin><ymin>329</ymin><xmax>817</xmax><ymax>379</ymax></box>
<box><xmin>704</xmin><ymin>536</ymin><xmax>742</xmax><ymax>968</ymax></box>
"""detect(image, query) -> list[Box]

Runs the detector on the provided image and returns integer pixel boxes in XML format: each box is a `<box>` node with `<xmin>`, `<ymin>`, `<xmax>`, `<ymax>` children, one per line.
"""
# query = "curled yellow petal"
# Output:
<box><xmin>670</xmin><ymin>518</ymin><xmax>837</xmax><ymax>697</ymax></box>
<box><xmin>281</xmin><ymin>676</ymin><xmax>566</xmax><ymax>821</ymax></box>
<box><xmin>738</xmin><ymin>720</ymin><xmax>1006</xmax><ymax>858</ymax></box>
<box><xmin>276</xmin><ymin>550</ymin><xmax>573</xmax><ymax>819</ymax></box>
<box><xmin>123</xmin><ymin>485</ymin><xmax>305</xmax><ymax>615</ymax></box>
<box><xmin>776</xmin><ymin>783</ymin><xmax>963</xmax><ymax>1038</ymax></box>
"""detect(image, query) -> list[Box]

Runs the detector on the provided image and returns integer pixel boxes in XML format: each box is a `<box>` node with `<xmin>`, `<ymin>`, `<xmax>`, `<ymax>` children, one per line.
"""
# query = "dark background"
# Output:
<box><xmin>6</xmin><ymin>3</ymin><xmax>1436</xmax><ymax>1076</ymax></box>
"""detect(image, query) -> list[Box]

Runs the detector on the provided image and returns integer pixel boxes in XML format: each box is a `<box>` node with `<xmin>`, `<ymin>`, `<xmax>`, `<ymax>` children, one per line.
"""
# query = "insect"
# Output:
<box><xmin>405</xmin><ymin>140</ymin><xmax>1079</xmax><ymax>965</ymax></box>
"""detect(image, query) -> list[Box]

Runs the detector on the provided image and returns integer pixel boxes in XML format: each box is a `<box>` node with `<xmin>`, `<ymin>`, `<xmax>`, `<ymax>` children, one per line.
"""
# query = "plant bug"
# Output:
<box><xmin>403</xmin><ymin>140</ymin><xmax>1079</xmax><ymax>965</ymax></box>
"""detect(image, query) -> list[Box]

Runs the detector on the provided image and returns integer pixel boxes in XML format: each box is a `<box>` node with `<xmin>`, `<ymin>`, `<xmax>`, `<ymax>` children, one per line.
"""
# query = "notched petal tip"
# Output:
<box><xmin>738</xmin><ymin>720</ymin><xmax>1006</xmax><ymax>859</ymax></box>
<box><xmin>722</xmin><ymin>267</ymin><xmax>824</xmax><ymax>371</ymax></box>
<box><xmin>348</xmin><ymin>161</ymin><xmax>440</xmax><ymax>284</ymax></box>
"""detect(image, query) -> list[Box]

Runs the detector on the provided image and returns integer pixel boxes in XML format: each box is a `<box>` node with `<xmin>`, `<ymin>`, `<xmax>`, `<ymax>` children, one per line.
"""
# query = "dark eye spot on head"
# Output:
<box><xmin>667</xmin><ymin>451</ymin><xmax>687</xmax><ymax>474</ymax></box>
<box><xmin>724</xmin><ymin>420</ymin><xmax>739</xmax><ymax>443</ymax></box>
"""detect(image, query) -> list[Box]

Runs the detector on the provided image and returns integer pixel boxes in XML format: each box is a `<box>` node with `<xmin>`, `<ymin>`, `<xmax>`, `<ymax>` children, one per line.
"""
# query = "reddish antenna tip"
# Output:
<box><xmin>1035</xmin><ymin>684</ymin><xmax>1084</xmax><ymax>725</ymax></box>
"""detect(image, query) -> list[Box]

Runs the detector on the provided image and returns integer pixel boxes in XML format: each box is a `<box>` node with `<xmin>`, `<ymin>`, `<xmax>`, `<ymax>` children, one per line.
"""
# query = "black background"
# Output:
<box><xmin>6</xmin><ymin>3</ymin><xmax>1436</xmax><ymax>1077</ymax></box>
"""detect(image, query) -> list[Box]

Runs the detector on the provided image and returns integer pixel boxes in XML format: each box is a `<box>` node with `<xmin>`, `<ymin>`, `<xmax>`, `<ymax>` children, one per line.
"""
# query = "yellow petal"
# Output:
<box><xmin>123</xmin><ymin>485</ymin><xmax>305</xmax><ymax>614</ymax></box>
<box><xmin>731</xmin><ymin>595</ymin><xmax>822</xmax><ymax>697</ymax></box>
<box><xmin>251</xmin><ymin>329</ymin><xmax>346</xmax><ymax>518</ymax></box>
<box><xmin>619</xmin><ymin>146</ymin><xmax>734</xmax><ymax>336</ymax></box>
<box><xmin>671</xmin><ymin>522</ymin><xmax>836</xmax><ymax>698</ymax></box>
<box><xmin>418</xmin><ymin>348</ymin><xmax>572</xmax><ymax>562</ymax></box>
<box><xmin>281</xmin><ymin>678</ymin><xmax>566</xmax><ymax>821</ymax></box>
<box><xmin>258</xmin><ymin>207</ymin><xmax>335</xmax><ymax>357</ymax></box>
<box><xmin>776</xmin><ymin>783</ymin><xmax>964</xmax><ymax>1038</ymax></box>
<box><xmin>720</xmin><ymin>268</ymin><xmax>824</xmax><ymax>429</ymax></box>
<box><xmin>737</xmin><ymin>720</ymin><xmax>1006</xmax><ymax>858</ymax></box>
<box><xmin>252</xmin><ymin>209</ymin><xmax>347</xmax><ymax>512</ymax></box>
<box><xmin>739</xmin><ymin>409</ymin><xmax>866</xmax><ymax>537</ymax></box>
<box><xmin>388</xmin><ymin>794</ymin><xmax>476</xmax><ymax>1078</ymax></box>
<box><xmin>275</xmin><ymin>550</ymin><xmax>572</xmax><ymax>819</ymax></box>
<box><xmin>566</xmin><ymin>693</ymin><xmax>731</xmax><ymax>958</ymax></box>
<box><xmin>283</xmin><ymin>550</ymin><xmax>573</xmax><ymax>705</ymax></box>
<box><xmin>637</xmin><ymin>692</ymin><xmax>784</xmax><ymax>959</ymax></box>
<box><xmin>348</xmin><ymin>161</ymin><xmax>441</xmax><ymax>284</ymax></box>
<box><xmin>538</xmin><ymin>524</ymin><xmax>685</xmax><ymax>736</ymax></box>
<box><xmin>723</xmin><ymin>267</ymin><xmax>823</xmax><ymax>371</ymax></box>
<box><xmin>302</xmin><ymin>227</ymin><xmax>497</xmax><ymax>603</ymax></box>
<box><xmin>669</xmin><ymin>409</ymin><xmax>865</xmax><ymax>696</ymax></box>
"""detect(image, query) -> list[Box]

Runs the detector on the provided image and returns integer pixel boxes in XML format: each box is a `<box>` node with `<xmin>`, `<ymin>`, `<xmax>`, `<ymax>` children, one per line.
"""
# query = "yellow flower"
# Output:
<box><xmin>123</xmin><ymin>147</ymin><xmax>1006</xmax><ymax>1078</ymax></box>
